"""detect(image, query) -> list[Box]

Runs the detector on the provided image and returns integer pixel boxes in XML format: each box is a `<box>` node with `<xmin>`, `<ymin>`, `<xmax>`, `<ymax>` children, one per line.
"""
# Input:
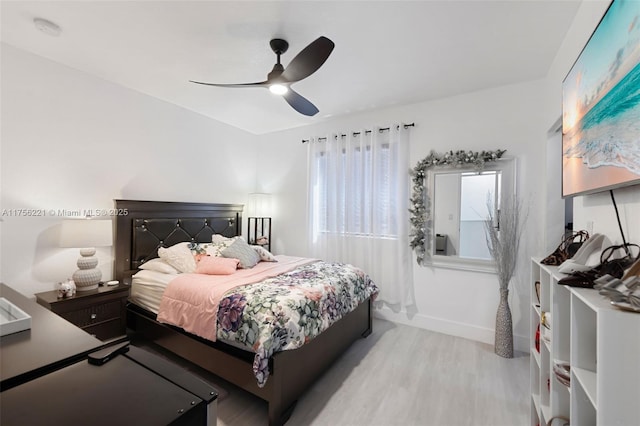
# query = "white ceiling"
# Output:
<box><xmin>1</xmin><ymin>1</ymin><xmax>581</xmax><ymax>135</ymax></box>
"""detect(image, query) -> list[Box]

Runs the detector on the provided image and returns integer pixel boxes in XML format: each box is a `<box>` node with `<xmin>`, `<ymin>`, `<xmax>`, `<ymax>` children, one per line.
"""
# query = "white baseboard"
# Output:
<box><xmin>374</xmin><ymin>306</ymin><xmax>529</xmax><ymax>353</ymax></box>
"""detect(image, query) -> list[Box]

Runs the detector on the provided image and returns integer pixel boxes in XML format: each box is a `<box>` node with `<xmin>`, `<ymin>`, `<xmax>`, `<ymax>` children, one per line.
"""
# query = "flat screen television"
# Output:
<box><xmin>562</xmin><ymin>0</ymin><xmax>640</xmax><ymax>198</ymax></box>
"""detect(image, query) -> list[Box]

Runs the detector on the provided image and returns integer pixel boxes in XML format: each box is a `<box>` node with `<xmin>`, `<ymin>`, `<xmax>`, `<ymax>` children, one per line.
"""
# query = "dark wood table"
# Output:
<box><xmin>0</xmin><ymin>346</ymin><xmax>217</xmax><ymax>426</ymax></box>
<box><xmin>0</xmin><ymin>283</ymin><xmax>104</xmax><ymax>391</ymax></box>
<box><xmin>1</xmin><ymin>283</ymin><xmax>218</xmax><ymax>425</ymax></box>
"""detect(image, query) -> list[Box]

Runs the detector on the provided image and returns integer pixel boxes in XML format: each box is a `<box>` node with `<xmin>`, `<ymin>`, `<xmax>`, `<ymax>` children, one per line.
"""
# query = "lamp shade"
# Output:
<box><xmin>247</xmin><ymin>193</ymin><xmax>272</xmax><ymax>217</ymax></box>
<box><xmin>60</xmin><ymin>219</ymin><xmax>113</xmax><ymax>248</ymax></box>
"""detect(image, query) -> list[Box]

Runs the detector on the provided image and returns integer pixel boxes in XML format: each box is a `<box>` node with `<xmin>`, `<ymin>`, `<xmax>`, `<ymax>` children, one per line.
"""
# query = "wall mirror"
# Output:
<box><xmin>431</xmin><ymin>158</ymin><xmax>515</xmax><ymax>271</ymax></box>
<box><xmin>411</xmin><ymin>155</ymin><xmax>515</xmax><ymax>272</ymax></box>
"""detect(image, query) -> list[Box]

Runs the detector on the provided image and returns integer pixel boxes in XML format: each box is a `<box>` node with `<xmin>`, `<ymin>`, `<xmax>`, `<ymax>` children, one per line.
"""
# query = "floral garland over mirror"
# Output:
<box><xmin>409</xmin><ymin>149</ymin><xmax>507</xmax><ymax>265</ymax></box>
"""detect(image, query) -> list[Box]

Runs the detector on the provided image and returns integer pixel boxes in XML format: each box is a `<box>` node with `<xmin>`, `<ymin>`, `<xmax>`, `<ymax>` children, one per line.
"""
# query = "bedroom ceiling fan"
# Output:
<box><xmin>190</xmin><ymin>36</ymin><xmax>334</xmax><ymax>116</ymax></box>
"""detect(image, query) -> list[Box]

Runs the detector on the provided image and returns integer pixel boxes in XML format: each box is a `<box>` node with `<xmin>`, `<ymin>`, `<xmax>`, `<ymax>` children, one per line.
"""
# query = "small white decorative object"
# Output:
<box><xmin>58</xmin><ymin>279</ymin><xmax>76</xmax><ymax>298</ymax></box>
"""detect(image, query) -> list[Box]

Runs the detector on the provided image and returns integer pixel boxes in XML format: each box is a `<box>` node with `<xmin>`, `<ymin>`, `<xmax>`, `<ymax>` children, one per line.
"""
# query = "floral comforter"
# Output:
<box><xmin>215</xmin><ymin>260</ymin><xmax>378</xmax><ymax>387</ymax></box>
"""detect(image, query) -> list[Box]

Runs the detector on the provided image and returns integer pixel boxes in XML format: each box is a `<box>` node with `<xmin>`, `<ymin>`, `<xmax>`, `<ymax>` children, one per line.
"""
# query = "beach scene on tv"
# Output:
<box><xmin>562</xmin><ymin>0</ymin><xmax>640</xmax><ymax>197</ymax></box>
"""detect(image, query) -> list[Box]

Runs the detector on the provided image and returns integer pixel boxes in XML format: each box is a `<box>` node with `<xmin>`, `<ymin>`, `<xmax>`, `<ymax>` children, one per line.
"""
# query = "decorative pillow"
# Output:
<box><xmin>212</xmin><ymin>234</ymin><xmax>233</xmax><ymax>244</ymax></box>
<box><xmin>158</xmin><ymin>242</ymin><xmax>197</xmax><ymax>273</ymax></box>
<box><xmin>139</xmin><ymin>258</ymin><xmax>180</xmax><ymax>274</ymax></box>
<box><xmin>186</xmin><ymin>241</ymin><xmax>233</xmax><ymax>258</ymax></box>
<box><xmin>207</xmin><ymin>238</ymin><xmax>238</xmax><ymax>257</ymax></box>
<box><xmin>188</xmin><ymin>242</ymin><xmax>205</xmax><ymax>264</ymax></box>
<box><xmin>252</xmin><ymin>245</ymin><xmax>277</xmax><ymax>262</ymax></box>
<box><xmin>221</xmin><ymin>238</ymin><xmax>261</xmax><ymax>269</ymax></box>
<box><xmin>195</xmin><ymin>256</ymin><xmax>239</xmax><ymax>275</ymax></box>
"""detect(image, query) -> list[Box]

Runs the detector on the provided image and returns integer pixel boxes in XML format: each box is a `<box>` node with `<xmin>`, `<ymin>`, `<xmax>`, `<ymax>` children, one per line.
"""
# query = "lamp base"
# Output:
<box><xmin>73</xmin><ymin>248</ymin><xmax>102</xmax><ymax>291</ymax></box>
<box><xmin>72</xmin><ymin>269</ymin><xmax>101</xmax><ymax>291</ymax></box>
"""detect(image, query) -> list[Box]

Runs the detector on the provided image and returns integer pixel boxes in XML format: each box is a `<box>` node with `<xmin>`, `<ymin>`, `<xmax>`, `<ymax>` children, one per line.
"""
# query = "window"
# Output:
<box><xmin>307</xmin><ymin>125</ymin><xmax>413</xmax><ymax>307</ymax></box>
<box><xmin>459</xmin><ymin>171</ymin><xmax>501</xmax><ymax>259</ymax></box>
<box><xmin>311</xmin><ymin>136</ymin><xmax>399</xmax><ymax>239</ymax></box>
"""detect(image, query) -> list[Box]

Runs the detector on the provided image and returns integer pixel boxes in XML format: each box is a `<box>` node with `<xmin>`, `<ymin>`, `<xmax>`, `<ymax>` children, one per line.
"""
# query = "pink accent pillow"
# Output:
<box><xmin>195</xmin><ymin>256</ymin><xmax>239</xmax><ymax>275</ymax></box>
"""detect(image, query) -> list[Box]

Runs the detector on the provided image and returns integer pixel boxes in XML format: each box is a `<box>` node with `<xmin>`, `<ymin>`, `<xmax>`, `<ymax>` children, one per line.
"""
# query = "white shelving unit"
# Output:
<box><xmin>530</xmin><ymin>258</ymin><xmax>640</xmax><ymax>426</ymax></box>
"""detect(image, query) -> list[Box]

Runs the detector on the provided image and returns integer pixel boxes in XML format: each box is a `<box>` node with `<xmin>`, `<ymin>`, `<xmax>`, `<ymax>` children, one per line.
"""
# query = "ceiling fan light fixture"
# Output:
<box><xmin>269</xmin><ymin>84</ymin><xmax>288</xmax><ymax>95</ymax></box>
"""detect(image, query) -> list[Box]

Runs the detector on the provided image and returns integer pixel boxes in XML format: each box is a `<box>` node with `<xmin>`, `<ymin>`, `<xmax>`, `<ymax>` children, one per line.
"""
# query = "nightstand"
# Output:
<box><xmin>35</xmin><ymin>284</ymin><xmax>129</xmax><ymax>341</ymax></box>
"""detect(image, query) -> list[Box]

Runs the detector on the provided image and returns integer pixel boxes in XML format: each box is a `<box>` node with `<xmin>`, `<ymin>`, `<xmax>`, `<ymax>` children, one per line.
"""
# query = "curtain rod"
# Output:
<box><xmin>301</xmin><ymin>122</ymin><xmax>414</xmax><ymax>143</ymax></box>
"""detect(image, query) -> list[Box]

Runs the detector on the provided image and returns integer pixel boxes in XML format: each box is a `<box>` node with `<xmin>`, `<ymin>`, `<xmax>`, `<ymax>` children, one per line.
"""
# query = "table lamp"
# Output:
<box><xmin>59</xmin><ymin>218</ymin><xmax>113</xmax><ymax>291</ymax></box>
<box><xmin>247</xmin><ymin>193</ymin><xmax>272</xmax><ymax>218</ymax></box>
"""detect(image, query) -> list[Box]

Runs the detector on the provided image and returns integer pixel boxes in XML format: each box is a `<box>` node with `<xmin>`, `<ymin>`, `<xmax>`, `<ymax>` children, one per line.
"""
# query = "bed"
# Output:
<box><xmin>114</xmin><ymin>200</ymin><xmax>376</xmax><ymax>426</ymax></box>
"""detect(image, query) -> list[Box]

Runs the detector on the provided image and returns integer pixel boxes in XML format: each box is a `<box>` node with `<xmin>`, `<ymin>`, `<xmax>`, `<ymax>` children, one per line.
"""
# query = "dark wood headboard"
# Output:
<box><xmin>113</xmin><ymin>200</ymin><xmax>243</xmax><ymax>281</ymax></box>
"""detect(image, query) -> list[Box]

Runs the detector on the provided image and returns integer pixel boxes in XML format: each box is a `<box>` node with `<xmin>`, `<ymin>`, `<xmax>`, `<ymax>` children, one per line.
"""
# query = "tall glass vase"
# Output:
<box><xmin>495</xmin><ymin>288</ymin><xmax>514</xmax><ymax>358</ymax></box>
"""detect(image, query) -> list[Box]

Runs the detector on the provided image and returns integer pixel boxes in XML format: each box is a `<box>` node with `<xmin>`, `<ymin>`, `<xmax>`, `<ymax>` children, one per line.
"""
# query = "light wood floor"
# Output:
<box><xmin>140</xmin><ymin>319</ymin><xmax>530</xmax><ymax>426</ymax></box>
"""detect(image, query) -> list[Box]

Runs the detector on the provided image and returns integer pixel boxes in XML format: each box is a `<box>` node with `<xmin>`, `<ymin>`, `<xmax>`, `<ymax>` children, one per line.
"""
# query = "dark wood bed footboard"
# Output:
<box><xmin>127</xmin><ymin>298</ymin><xmax>372</xmax><ymax>426</ymax></box>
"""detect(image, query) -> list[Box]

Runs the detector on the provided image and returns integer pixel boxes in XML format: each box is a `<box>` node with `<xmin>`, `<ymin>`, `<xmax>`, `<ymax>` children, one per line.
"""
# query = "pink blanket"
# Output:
<box><xmin>157</xmin><ymin>256</ymin><xmax>316</xmax><ymax>341</ymax></box>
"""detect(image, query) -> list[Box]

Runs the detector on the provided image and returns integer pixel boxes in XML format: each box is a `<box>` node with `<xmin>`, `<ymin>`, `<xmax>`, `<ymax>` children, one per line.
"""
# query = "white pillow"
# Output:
<box><xmin>158</xmin><ymin>242</ymin><xmax>197</xmax><ymax>273</ymax></box>
<box><xmin>139</xmin><ymin>258</ymin><xmax>180</xmax><ymax>274</ymax></box>
<box><xmin>212</xmin><ymin>234</ymin><xmax>233</xmax><ymax>244</ymax></box>
<box><xmin>252</xmin><ymin>245</ymin><xmax>277</xmax><ymax>262</ymax></box>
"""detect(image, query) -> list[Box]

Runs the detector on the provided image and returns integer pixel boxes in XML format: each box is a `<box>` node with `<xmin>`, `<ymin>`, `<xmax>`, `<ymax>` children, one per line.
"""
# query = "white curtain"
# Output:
<box><xmin>307</xmin><ymin>125</ymin><xmax>414</xmax><ymax>307</ymax></box>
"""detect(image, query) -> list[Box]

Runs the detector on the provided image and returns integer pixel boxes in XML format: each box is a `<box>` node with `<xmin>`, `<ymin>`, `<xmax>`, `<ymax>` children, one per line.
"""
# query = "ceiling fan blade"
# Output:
<box><xmin>283</xmin><ymin>88</ymin><xmax>319</xmax><ymax>116</ymax></box>
<box><xmin>280</xmin><ymin>36</ymin><xmax>334</xmax><ymax>83</ymax></box>
<box><xmin>189</xmin><ymin>80</ymin><xmax>268</xmax><ymax>88</ymax></box>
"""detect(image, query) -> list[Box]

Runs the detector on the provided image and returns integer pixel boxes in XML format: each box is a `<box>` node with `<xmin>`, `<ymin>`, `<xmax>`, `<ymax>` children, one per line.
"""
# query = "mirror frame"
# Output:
<box><xmin>409</xmin><ymin>149</ymin><xmax>512</xmax><ymax>271</ymax></box>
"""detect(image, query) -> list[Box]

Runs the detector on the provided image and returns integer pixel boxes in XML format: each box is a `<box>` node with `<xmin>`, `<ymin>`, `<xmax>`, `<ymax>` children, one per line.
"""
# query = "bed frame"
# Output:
<box><xmin>114</xmin><ymin>200</ymin><xmax>373</xmax><ymax>426</ymax></box>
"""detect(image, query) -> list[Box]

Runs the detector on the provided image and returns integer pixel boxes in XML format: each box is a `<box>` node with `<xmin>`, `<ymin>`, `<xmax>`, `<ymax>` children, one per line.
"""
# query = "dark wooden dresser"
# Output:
<box><xmin>35</xmin><ymin>283</ymin><xmax>129</xmax><ymax>340</ymax></box>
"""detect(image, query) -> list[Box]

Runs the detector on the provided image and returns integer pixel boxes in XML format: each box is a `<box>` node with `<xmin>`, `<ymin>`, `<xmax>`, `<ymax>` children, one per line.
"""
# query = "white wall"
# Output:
<box><xmin>0</xmin><ymin>44</ymin><xmax>258</xmax><ymax>297</ymax></box>
<box><xmin>255</xmin><ymin>78</ymin><xmax>549</xmax><ymax>351</ymax></box>
<box><xmin>543</xmin><ymin>0</ymin><xmax>640</xmax><ymax>250</ymax></box>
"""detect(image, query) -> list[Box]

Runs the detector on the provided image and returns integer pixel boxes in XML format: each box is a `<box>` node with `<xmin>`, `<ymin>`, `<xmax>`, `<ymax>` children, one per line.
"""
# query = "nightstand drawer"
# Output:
<box><xmin>59</xmin><ymin>300</ymin><xmax>121</xmax><ymax>327</ymax></box>
<box><xmin>83</xmin><ymin>319</ymin><xmax>124</xmax><ymax>340</ymax></box>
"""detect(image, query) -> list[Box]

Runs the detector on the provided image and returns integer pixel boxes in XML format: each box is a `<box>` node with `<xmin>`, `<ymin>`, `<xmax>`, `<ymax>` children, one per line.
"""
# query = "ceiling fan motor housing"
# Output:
<box><xmin>269</xmin><ymin>39</ymin><xmax>289</xmax><ymax>56</ymax></box>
